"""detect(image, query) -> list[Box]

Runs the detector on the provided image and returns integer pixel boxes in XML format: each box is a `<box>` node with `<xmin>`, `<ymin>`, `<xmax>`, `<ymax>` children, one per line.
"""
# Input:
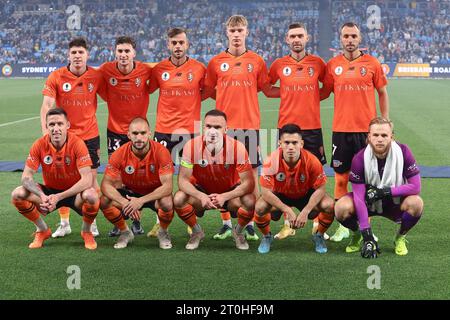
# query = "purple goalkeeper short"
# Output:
<box><xmin>347</xmin><ymin>192</ymin><xmax>404</xmax><ymax>224</ymax></box>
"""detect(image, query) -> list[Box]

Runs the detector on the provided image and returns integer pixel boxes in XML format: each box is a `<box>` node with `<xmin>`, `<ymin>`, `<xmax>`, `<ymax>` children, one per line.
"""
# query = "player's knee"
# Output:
<box><xmin>82</xmin><ymin>188</ymin><xmax>98</xmax><ymax>204</ymax></box>
<box><xmin>240</xmin><ymin>193</ymin><xmax>255</xmax><ymax>211</ymax></box>
<box><xmin>173</xmin><ymin>191</ymin><xmax>188</xmax><ymax>209</ymax></box>
<box><xmin>335</xmin><ymin>197</ymin><xmax>353</xmax><ymax>220</ymax></box>
<box><xmin>100</xmin><ymin>195</ymin><xmax>112</xmax><ymax>210</ymax></box>
<box><xmin>321</xmin><ymin>196</ymin><xmax>335</xmax><ymax>214</ymax></box>
<box><xmin>403</xmin><ymin>195</ymin><xmax>424</xmax><ymax>217</ymax></box>
<box><xmin>11</xmin><ymin>186</ymin><xmax>27</xmax><ymax>201</ymax></box>
<box><xmin>158</xmin><ymin>196</ymin><xmax>173</xmax><ymax>212</ymax></box>
<box><xmin>255</xmin><ymin>198</ymin><xmax>268</xmax><ymax>216</ymax></box>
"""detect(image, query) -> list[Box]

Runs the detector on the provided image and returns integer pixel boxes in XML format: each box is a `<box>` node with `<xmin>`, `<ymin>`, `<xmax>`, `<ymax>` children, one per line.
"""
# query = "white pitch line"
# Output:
<box><xmin>0</xmin><ymin>116</ymin><xmax>40</xmax><ymax>127</ymax></box>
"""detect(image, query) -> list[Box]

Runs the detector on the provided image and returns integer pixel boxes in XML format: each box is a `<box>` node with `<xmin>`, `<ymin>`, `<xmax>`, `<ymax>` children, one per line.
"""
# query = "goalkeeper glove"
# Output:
<box><xmin>365</xmin><ymin>185</ymin><xmax>392</xmax><ymax>206</ymax></box>
<box><xmin>360</xmin><ymin>228</ymin><xmax>381</xmax><ymax>259</ymax></box>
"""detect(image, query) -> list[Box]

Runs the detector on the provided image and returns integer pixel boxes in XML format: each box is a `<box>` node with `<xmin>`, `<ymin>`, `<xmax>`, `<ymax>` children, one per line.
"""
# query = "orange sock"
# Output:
<box><xmin>237</xmin><ymin>208</ymin><xmax>254</xmax><ymax>228</ymax></box>
<box><xmin>12</xmin><ymin>199</ymin><xmax>40</xmax><ymax>222</ymax></box>
<box><xmin>175</xmin><ymin>204</ymin><xmax>197</xmax><ymax>227</ymax></box>
<box><xmin>220</xmin><ymin>209</ymin><xmax>231</xmax><ymax>221</ymax></box>
<box><xmin>58</xmin><ymin>206</ymin><xmax>70</xmax><ymax>219</ymax></box>
<box><xmin>102</xmin><ymin>206</ymin><xmax>127</xmax><ymax>231</ymax></box>
<box><xmin>334</xmin><ymin>172</ymin><xmax>350</xmax><ymax>200</ymax></box>
<box><xmin>317</xmin><ymin>211</ymin><xmax>334</xmax><ymax>234</ymax></box>
<box><xmin>82</xmin><ymin>200</ymin><xmax>99</xmax><ymax>225</ymax></box>
<box><xmin>254</xmin><ymin>213</ymin><xmax>271</xmax><ymax>235</ymax></box>
<box><xmin>157</xmin><ymin>209</ymin><xmax>174</xmax><ymax>229</ymax></box>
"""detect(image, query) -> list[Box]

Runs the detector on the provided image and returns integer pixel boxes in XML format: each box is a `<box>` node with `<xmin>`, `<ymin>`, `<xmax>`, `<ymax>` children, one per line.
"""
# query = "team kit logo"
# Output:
<box><xmin>283</xmin><ymin>66</ymin><xmax>292</xmax><ymax>76</ymax></box>
<box><xmin>220</xmin><ymin>63</ymin><xmax>229</xmax><ymax>72</ymax></box>
<box><xmin>247</xmin><ymin>63</ymin><xmax>253</xmax><ymax>73</ymax></box>
<box><xmin>65</xmin><ymin>156</ymin><xmax>71</xmax><ymax>166</ymax></box>
<box><xmin>43</xmin><ymin>155</ymin><xmax>53</xmax><ymax>165</ymax></box>
<box><xmin>187</xmin><ymin>72</ymin><xmax>193</xmax><ymax>82</ymax></box>
<box><xmin>88</xmin><ymin>82</ymin><xmax>94</xmax><ymax>93</ymax></box>
<box><xmin>334</xmin><ymin>66</ymin><xmax>343</xmax><ymax>75</ymax></box>
<box><xmin>308</xmin><ymin>67</ymin><xmax>314</xmax><ymax>77</ymax></box>
<box><xmin>62</xmin><ymin>82</ymin><xmax>72</xmax><ymax>92</ymax></box>
<box><xmin>135</xmin><ymin>77</ymin><xmax>142</xmax><ymax>87</ymax></box>
<box><xmin>109</xmin><ymin>77</ymin><xmax>118</xmax><ymax>86</ymax></box>
<box><xmin>360</xmin><ymin>66</ymin><xmax>367</xmax><ymax>76</ymax></box>
<box><xmin>162</xmin><ymin>72</ymin><xmax>170</xmax><ymax>81</ymax></box>
<box><xmin>125</xmin><ymin>165</ymin><xmax>135</xmax><ymax>174</ymax></box>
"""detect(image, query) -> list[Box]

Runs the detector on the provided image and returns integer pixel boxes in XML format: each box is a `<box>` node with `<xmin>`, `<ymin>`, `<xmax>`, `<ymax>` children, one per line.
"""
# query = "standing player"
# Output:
<box><xmin>335</xmin><ymin>118</ymin><xmax>423</xmax><ymax>258</ymax></box>
<box><xmin>100</xmin><ymin>118</ymin><xmax>174</xmax><ymax>249</ymax></box>
<box><xmin>174</xmin><ymin>110</ymin><xmax>256</xmax><ymax>250</ymax></box>
<box><xmin>148</xmin><ymin>28</ymin><xmax>207</xmax><ymax>237</ymax></box>
<box><xmin>255</xmin><ymin>124</ymin><xmax>334</xmax><ymax>254</ymax></box>
<box><xmin>204</xmin><ymin>15</ymin><xmax>278</xmax><ymax>241</ymax></box>
<box><xmin>40</xmin><ymin>38</ymin><xmax>104</xmax><ymax>238</ymax></box>
<box><xmin>12</xmin><ymin>109</ymin><xmax>99</xmax><ymax>250</ymax></box>
<box><xmin>99</xmin><ymin>36</ymin><xmax>153</xmax><ymax>237</ymax></box>
<box><xmin>321</xmin><ymin>22</ymin><xmax>389</xmax><ymax>242</ymax></box>
<box><xmin>268</xmin><ymin>22</ymin><xmax>330</xmax><ymax>240</ymax></box>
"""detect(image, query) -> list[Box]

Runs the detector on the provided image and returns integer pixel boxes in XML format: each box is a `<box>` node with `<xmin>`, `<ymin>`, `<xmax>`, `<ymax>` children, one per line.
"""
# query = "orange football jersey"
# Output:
<box><xmin>105</xmin><ymin>140</ymin><xmax>174</xmax><ymax>195</ymax></box>
<box><xmin>26</xmin><ymin>133</ymin><xmax>92</xmax><ymax>190</ymax></box>
<box><xmin>205</xmin><ymin>50</ymin><xmax>269</xmax><ymax>130</ymax></box>
<box><xmin>260</xmin><ymin>148</ymin><xmax>326</xmax><ymax>199</ymax></box>
<box><xmin>323</xmin><ymin>53</ymin><xmax>388</xmax><ymax>132</ymax></box>
<box><xmin>181</xmin><ymin>135</ymin><xmax>252</xmax><ymax>194</ymax></box>
<box><xmin>149</xmin><ymin>58</ymin><xmax>206</xmax><ymax>134</ymax></box>
<box><xmin>99</xmin><ymin>61</ymin><xmax>152</xmax><ymax>134</ymax></box>
<box><xmin>42</xmin><ymin>66</ymin><xmax>105</xmax><ymax>140</ymax></box>
<box><xmin>269</xmin><ymin>55</ymin><xmax>326</xmax><ymax>130</ymax></box>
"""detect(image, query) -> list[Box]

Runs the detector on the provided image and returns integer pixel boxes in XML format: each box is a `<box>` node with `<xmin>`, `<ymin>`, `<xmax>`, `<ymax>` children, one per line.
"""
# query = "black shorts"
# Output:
<box><xmin>107</xmin><ymin>129</ymin><xmax>129</xmax><ymax>157</ymax></box>
<box><xmin>331</xmin><ymin>132</ymin><xmax>367</xmax><ymax>173</ymax></box>
<box><xmin>227</xmin><ymin>129</ymin><xmax>261</xmax><ymax>168</ymax></box>
<box><xmin>39</xmin><ymin>184</ymin><xmax>82</xmax><ymax>215</ymax></box>
<box><xmin>117</xmin><ymin>188</ymin><xmax>157</xmax><ymax>218</ymax></box>
<box><xmin>270</xmin><ymin>189</ymin><xmax>319</xmax><ymax>221</ymax></box>
<box><xmin>84</xmin><ymin>136</ymin><xmax>100</xmax><ymax>169</ymax></box>
<box><xmin>153</xmin><ymin>131</ymin><xmax>195</xmax><ymax>164</ymax></box>
<box><xmin>278</xmin><ymin>128</ymin><xmax>326</xmax><ymax>165</ymax></box>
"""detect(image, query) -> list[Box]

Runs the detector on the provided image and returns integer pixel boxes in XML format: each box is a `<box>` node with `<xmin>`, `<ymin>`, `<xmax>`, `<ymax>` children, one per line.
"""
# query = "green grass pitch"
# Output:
<box><xmin>0</xmin><ymin>78</ymin><xmax>449</xmax><ymax>299</ymax></box>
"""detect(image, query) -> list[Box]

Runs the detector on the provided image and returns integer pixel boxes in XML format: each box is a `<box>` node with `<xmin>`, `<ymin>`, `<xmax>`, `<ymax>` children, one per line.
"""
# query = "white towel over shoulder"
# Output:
<box><xmin>363</xmin><ymin>141</ymin><xmax>405</xmax><ymax>213</ymax></box>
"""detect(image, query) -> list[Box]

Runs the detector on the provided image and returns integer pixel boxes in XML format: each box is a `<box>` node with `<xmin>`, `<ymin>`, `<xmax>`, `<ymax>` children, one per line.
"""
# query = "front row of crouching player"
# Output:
<box><xmin>11</xmin><ymin>109</ymin><xmax>423</xmax><ymax>258</ymax></box>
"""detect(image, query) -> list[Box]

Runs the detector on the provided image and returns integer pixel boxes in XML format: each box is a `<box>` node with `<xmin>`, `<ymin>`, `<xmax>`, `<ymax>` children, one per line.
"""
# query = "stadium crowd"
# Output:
<box><xmin>0</xmin><ymin>0</ymin><xmax>319</xmax><ymax>65</ymax></box>
<box><xmin>331</xmin><ymin>0</ymin><xmax>450</xmax><ymax>64</ymax></box>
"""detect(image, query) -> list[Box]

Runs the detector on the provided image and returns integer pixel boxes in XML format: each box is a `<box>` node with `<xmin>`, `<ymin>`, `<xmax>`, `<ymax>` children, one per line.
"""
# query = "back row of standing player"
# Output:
<box><xmin>34</xmin><ymin>16</ymin><xmax>391</xmax><ymax>253</ymax></box>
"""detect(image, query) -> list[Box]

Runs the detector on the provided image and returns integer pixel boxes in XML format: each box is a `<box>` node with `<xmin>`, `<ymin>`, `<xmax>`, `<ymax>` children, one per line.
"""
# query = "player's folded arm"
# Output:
<box><xmin>178</xmin><ymin>163</ymin><xmax>204</xmax><ymax>199</ymax></box>
<box><xmin>303</xmin><ymin>184</ymin><xmax>326</xmax><ymax>214</ymax></box>
<box><xmin>138</xmin><ymin>173</ymin><xmax>174</xmax><ymax>204</ymax></box>
<box><xmin>260</xmin><ymin>186</ymin><xmax>290</xmax><ymax>213</ymax></box>
<box><xmin>100</xmin><ymin>173</ymin><xmax>127</xmax><ymax>206</ymax></box>
<box><xmin>21</xmin><ymin>166</ymin><xmax>43</xmax><ymax>197</ymax></box>
<box><xmin>57</xmin><ymin>166</ymin><xmax>93</xmax><ymax>201</ymax></box>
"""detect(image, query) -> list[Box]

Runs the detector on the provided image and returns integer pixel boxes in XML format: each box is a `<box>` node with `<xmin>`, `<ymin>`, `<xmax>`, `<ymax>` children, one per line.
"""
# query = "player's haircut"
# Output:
<box><xmin>226</xmin><ymin>15</ymin><xmax>248</xmax><ymax>28</ymax></box>
<box><xmin>69</xmin><ymin>37</ymin><xmax>88</xmax><ymax>50</ymax></box>
<box><xmin>129</xmin><ymin>117</ymin><xmax>150</xmax><ymax>128</ymax></box>
<box><xmin>279</xmin><ymin>123</ymin><xmax>303</xmax><ymax>139</ymax></box>
<box><xmin>340</xmin><ymin>22</ymin><xmax>360</xmax><ymax>34</ymax></box>
<box><xmin>115</xmin><ymin>36</ymin><xmax>136</xmax><ymax>49</ymax></box>
<box><xmin>167</xmin><ymin>27</ymin><xmax>187</xmax><ymax>39</ymax></box>
<box><xmin>205</xmin><ymin>109</ymin><xmax>227</xmax><ymax>121</ymax></box>
<box><xmin>288</xmin><ymin>22</ymin><xmax>308</xmax><ymax>34</ymax></box>
<box><xmin>369</xmin><ymin>117</ymin><xmax>394</xmax><ymax>132</ymax></box>
<box><xmin>46</xmin><ymin>108</ymin><xmax>68</xmax><ymax>120</ymax></box>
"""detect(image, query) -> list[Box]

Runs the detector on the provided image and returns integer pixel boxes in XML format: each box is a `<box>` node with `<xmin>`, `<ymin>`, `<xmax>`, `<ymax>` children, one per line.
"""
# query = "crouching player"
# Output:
<box><xmin>11</xmin><ymin>109</ymin><xmax>99</xmax><ymax>250</ymax></box>
<box><xmin>100</xmin><ymin>117</ymin><xmax>174</xmax><ymax>249</ymax></box>
<box><xmin>255</xmin><ymin>124</ymin><xmax>335</xmax><ymax>254</ymax></box>
<box><xmin>174</xmin><ymin>110</ymin><xmax>255</xmax><ymax>250</ymax></box>
<box><xmin>335</xmin><ymin>117</ymin><xmax>423</xmax><ymax>258</ymax></box>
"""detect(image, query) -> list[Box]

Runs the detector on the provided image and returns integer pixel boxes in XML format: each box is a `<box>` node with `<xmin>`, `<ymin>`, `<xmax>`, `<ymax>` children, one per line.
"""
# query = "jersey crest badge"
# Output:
<box><xmin>187</xmin><ymin>72</ymin><xmax>193</xmax><ymax>82</ymax></box>
<box><xmin>135</xmin><ymin>77</ymin><xmax>142</xmax><ymax>87</ymax></box>
<box><xmin>88</xmin><ymin>82</ymin><xmax>94</xmax><ymax>93</ymax></box>
<box><xmin>247</xmin><ymin>63</ymin><xmax>254</xmax><ymax>73</ymax></box>
<box><xmin>125</xmin><ymin>165</ymin><xmax>135</xmax><ymax>174</ymax></box>
<box><xmin>109</xmin><ymin>77</ymin><xmax>118</xmax><ymax>86</ymax></box>
<box><xmin>308</xmin><ymin>67</ymin><xmax>314</xmax><ymax>77</ymax></box>
<box><xmin>65</xmin><ymin>156</ymin><xmax>71</xmax><ymax>166</ymax></box>
<box><xmin>360</xmin><ymin>66</ymin><xmax>367</xmax><ymax>77</ymax></box>
<box><xmin>43</xmin><ymin>155</ymin><xmax>53</xmax><ymax>165</ymax></box>
<box><xmin>62</xmin><ymin>83</ymin><xmax>71</xmax><ymax>92</ymax></box>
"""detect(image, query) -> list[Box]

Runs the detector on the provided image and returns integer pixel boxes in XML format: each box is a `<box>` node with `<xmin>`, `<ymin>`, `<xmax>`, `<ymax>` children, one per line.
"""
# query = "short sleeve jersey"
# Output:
<box><xmin>269</xmin><ymin>54</ymin><xmax>326</xmax><ymax>130</ymax></box>
<box><xmin>260</xmin><ymin>148</ymin><xmax>327</xmax><ymax>199</ymax></box>
<box><xmin>181</xmin><ymin>135</ymin><xmax>252</xmax><ymax>194</ymax></box>
<box><xmin>105</xmin><ymin>140</ymin><xmax>174</xmax><ymax>195</ymax></box>
<box><xmin>149</xmin><ymin>58</ymin><xmax>206</xmax><ymax>134</ymax></box>
<box><xmin>205</xmin><ymin>50</ymin><xmax>270</xmax><ymax>130</ymax></box>
<box><xmin>99</xmin><ymin>61</ymin><xmax>152</xmax><ymax>134</ymax></box>
<box><xmin>42</xmin><ymin>66</ymin><xmax>105</xmax><ymax>140</ymax></box>
<box><xmin>26</xmin><ymin>133</ymin><xmax>92</xmax><ymax>190</ymax></box>
<box><xmin>323</xmin><ymin>54</ymin><xmax>388</xmax><ymax>132</ymax></box>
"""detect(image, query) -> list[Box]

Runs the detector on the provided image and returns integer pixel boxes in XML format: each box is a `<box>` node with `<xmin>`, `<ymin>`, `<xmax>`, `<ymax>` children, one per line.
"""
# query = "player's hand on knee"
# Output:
<box><xmin>360</xmin><ymin>228</ymin><xmax>381</xmax><ymax>259</ymax></box>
